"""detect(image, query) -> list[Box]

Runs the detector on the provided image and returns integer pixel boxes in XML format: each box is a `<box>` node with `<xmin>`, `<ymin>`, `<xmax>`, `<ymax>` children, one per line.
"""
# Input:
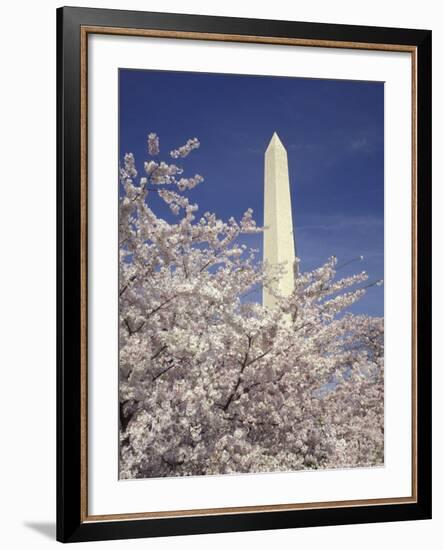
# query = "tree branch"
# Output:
<box><xmin>119</xmin><ymin>274</ymin><xmax>137</xmax><ymax>297</ymax></box>
<box><xmin>146</xmin><ymin>295</ymin><xmax>178</xmax><ymax>319</ymax></box>
<box><xmin>151</xmin><ymin>344</ymin><xmax>167</xmax><ymax>361</ymax></box>
<box><xmin>222</xmin><ymin>335</ymin><xmax>253</xmax><ymax>411</ymax></box>
<box><xmin>152</xmin><ymin>363</ymin><xmax>175</xmax><ymax>382</ymax></box>
<box><xmin>124</xmin><ymin>317</ymin><xmax>145</xmax><ymax>336</ymax></box>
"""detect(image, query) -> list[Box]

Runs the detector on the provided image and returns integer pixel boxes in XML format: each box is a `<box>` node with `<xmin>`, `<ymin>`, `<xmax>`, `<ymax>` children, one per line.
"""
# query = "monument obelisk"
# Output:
<box><xmin>263</xmin><ymin>132</ymin><xmax>296</xmax><ymax>308</ymax></box>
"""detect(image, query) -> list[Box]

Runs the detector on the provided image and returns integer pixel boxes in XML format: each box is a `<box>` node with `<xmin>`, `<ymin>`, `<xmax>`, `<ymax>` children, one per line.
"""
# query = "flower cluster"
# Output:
<box><xmin>147</xmin><ymin>132</ymin><xmax>160</xmax><ymax>156</ymax></box>
<box><xmin>177</xmin><ymin>174</ymin><xmax>204</xmax><ymax>191</ymax></box>
<box><xmin>118</xmin><ymin>134</ymin><xmax>384</xmax><ymax>479</ymax></box>
<box><xmin>170</xmin><ymin>137</ymin><xmax>200</xmax><ymax>158</ymax></box>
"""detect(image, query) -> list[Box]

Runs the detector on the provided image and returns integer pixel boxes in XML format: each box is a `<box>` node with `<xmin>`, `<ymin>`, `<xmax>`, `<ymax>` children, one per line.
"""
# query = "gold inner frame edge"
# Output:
<box><xmin>79</xmin><ymin>25</ymin><xmax>418</xmax><ymax>523</ymax></box>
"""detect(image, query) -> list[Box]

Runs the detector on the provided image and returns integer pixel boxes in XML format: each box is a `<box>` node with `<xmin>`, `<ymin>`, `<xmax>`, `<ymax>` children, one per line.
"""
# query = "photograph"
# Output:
<box><xmin>118</xmin><ymin>69</ymin><xmax>385</xmax><ymax>480</ymax></box>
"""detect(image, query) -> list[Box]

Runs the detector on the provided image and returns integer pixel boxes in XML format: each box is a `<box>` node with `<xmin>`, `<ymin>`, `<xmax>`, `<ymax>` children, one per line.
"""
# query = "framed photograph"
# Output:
<box><xmin>57</xmin><ymin>6</ymin><xmax>432</xmax><ymax>543</ymax></box>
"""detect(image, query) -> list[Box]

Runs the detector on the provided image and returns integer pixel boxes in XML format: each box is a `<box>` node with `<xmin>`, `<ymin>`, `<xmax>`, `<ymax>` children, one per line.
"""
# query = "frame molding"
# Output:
<box><xmin>57</xmin><ymin>6</ymin><xmax>432</xmax><ymax>543</ymax></box>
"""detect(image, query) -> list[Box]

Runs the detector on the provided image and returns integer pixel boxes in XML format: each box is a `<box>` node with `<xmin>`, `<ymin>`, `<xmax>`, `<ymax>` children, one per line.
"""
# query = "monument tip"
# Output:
<box><xmin>269</xmin><ymin>132</ymin><xmax>283</xmax><ymax>145</ymax></box>
<box><xmin>266</xmin><ymin>131</ymin><xmax>284</xmax><ymax>151</ymax></box>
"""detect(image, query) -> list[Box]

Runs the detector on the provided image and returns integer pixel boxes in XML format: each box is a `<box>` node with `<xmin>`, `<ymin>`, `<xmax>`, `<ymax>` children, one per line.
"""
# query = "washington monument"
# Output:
<box><xmin>263</xmin><ymin>132</ymin><xmax>296</xmax><ymax>308</ymax></box>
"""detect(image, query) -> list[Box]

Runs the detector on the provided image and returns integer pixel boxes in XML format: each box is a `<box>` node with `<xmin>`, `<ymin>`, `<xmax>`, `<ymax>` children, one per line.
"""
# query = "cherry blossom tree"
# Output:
<box><xmin>119</xmin><ymin>133</ymin><xmax>384</xmax><ymax>479</ymax></box>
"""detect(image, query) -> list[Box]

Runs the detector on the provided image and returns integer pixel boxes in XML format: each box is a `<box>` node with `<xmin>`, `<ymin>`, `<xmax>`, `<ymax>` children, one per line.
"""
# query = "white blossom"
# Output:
<box><xmin>147</xmin><ymin>132</ymin><xmax>160</xmax><ymax>156</ymax></box>
<box><xmin>170</xmin><ymin>137</ymin><xmax>200</xmax><ymax>159</ymax></box>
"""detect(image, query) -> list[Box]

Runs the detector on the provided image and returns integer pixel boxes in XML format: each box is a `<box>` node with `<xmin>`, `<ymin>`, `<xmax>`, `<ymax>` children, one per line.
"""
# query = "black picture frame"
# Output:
<box><xmin>57</xmin><ymin>6</ymin><xmax>432</xmax><ymax>543</ymax></box>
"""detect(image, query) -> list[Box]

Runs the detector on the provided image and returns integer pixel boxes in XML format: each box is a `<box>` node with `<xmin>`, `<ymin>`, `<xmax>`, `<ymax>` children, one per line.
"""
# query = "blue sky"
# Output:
<box><xmin>119</xmin><ymin>69</ymin><xmax>384</xmax><ymax>317</ymax></box>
